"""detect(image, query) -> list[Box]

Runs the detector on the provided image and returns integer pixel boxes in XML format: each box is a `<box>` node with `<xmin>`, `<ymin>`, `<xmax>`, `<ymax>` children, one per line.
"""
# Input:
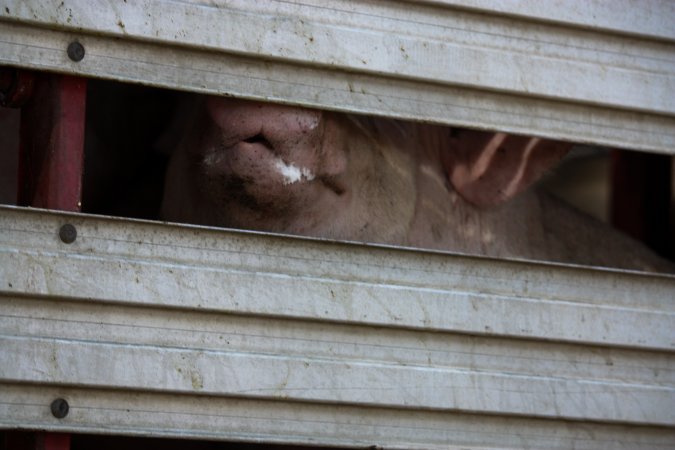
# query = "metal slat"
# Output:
<box><xmin>430</xmin><ymin>0</ymin><xmax>675</xmax><ymax>41</ymax></box>
<box><xmin>1</xmin><ymin>206</ymin><xmax>674</xmax><ymax>350</ymax></box>
<box><xmin>4</xmin><ymin>248</ymin><xmax>675</xmax><ymax>349</ymax></box>
<box><xmin>0</xmin><ymin>206</ymin><xmax>674</xmax><ymax>448</ymax></box>
<box><xmin>2</xmin><ymin>331</ymin><xmax>674</xmax><ymax>424</ymax></box>
<box><xmin>2</xmin><ymin>298</ymin><xmax>671</xmax><ymax>387</ymax></box>
<box><xmin>3</xmin><ymin>385</ymin><xmax>674</xmax><ymax>450</ymax></box>
<box><xmin>0</xmin><ymin>0</ymin><xmax>674</xmax><ymax>153</ymax></box>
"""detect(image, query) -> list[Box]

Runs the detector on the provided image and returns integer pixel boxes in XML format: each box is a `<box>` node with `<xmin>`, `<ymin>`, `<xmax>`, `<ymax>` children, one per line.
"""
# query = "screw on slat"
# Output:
<box><xmin>50</xmin><ymin>398</ymin><xmax>69</xmax><ymax>419</ymax></box>
<box><xmin>67</xmin><ymin>41</ymin><xmax>85</xmax><ymax>62</ymax></box>
<box><xmin>59</xmin><ymin>224</ymin><xmax>77</xmax><ymax>244</ymax></box>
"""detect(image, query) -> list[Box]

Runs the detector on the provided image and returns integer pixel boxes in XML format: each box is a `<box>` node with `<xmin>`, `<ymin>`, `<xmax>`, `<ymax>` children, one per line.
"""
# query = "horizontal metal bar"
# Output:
<box><xmin>429</xmin><ymin>0</ymin><xmax>675</xmax><ymax>41</ymax></box>
<box><xmin>5</xmin><ymin>0</ymin><xmax>673</xmax><ymax>114</ymax></box>
<box><xmin>1</xmin><ymin>206</ymin><xmax>674</xmax><ymax>350</ymax></box>
<box><xmin>2</xmin><ymin>297</ymin><xmax>671</xmax><ymax>388</ymax></box>
<box><xmin>2</xmin><ymin>384</ymin><xmax>674</xmax><ymax>449</ymax></box>
<box><xmin>1</xmin><ymin>206</ymin><xmax>674</xmax><ymax>444</ymax></box>
<box><xmin>1</xmin><ymin>1</ymin><xmax>674</xmax><ymax>153</ymax></box>
<box><xmin>2</xmin><ymin>327</ymin><xmax>674</xmax><ymax>424</ymax></box>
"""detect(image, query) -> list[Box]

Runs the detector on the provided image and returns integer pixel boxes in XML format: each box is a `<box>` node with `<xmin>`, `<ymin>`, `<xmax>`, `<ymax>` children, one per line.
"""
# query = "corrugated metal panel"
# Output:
<box><xmin>1</xmin><ymin>206</ymin><xmax>674</xmax><ymax>448</ymax></box>
<box><xmin>429</xmin><ymin>0</ymin><xmax>675</xmax><ymax>41</ymax></box>
<box><xmin>0</xmin><ymin>0</ymin><xmax>674</xmax><ymax>153</ymax></box>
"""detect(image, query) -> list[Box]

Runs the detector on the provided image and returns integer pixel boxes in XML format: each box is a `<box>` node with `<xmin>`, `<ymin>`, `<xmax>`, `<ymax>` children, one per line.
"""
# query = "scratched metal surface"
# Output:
<box><xmin>426</xmin><ymin>0</ymin><xmax>675</xmax><ymax>40</ymax></box>
<box><xmin>1</xmin><ymin>206</ymin><xmax>674</xmax><ymax>448</ymax></box>
<box><xmin>0</xmin><ymin>0</ymin><xmax>674</xmax><ymax>153</ymax></box>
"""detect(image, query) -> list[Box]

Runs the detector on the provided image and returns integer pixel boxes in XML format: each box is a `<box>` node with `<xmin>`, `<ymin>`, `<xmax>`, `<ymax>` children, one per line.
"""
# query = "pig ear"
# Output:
<box><xmin>442</xmin><ymin>129</ymin><xmax>571</xmax><ymax>208</ymax></box>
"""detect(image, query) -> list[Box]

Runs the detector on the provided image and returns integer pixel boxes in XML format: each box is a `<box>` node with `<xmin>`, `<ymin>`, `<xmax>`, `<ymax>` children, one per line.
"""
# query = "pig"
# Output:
<box><xmin>161</xmin><ymin>96</ymin><xmax>673</xmax><ymax>273</ymax></box>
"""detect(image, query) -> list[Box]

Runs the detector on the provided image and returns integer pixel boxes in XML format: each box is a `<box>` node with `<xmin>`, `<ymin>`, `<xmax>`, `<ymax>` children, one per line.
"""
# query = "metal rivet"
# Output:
<box><xmin>50</xmin><ymin>398</ymin><xmax>69</xmax><ymax>419</ymax></box>
<box><xmin>67</xmin><ymin>41</ymin><xmax>85</xmax><ymax>62</ymax></box>
<box><xmin>59</xmin><ymin>223</ymin><xmax>77</xmax><ymax>244</ymax></box>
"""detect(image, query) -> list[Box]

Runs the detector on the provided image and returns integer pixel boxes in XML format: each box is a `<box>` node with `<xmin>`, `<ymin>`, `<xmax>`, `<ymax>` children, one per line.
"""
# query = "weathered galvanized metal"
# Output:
<box><xmin>1</xmin><ymin>1</ymin><xmax>675</xmax><ymax>448</ymax></box>
<box><xmin>1</xmin><ymin>206</ymin><xmax>674</xmax><ymax>448</ymax></box>
<box><xmin>0</xmin><ymin>0</ymin><xmax>674</xmax><ymax>153</ymax></box>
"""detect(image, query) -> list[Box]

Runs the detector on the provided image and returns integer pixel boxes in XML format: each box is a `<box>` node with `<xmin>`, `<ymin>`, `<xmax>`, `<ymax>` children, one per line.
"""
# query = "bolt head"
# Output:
<box><xmin>50</xmin><ymin>398</ymin><xmax>69</xmax><ymax>419</ymax></box>
<box><xmin>59</xmin><ymin>223</ymin><xmax>77</xmax><ymax>244</ymax></box>
<box><xmin>67</xmin><ymin>41</ymin><xmax>85</xmax><ymax>62</ymax></box>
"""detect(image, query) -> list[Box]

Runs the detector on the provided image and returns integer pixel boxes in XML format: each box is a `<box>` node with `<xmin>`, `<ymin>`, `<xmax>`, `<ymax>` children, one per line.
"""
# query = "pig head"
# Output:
<box><xmin>162</xmin><ymin>97</ymin><xmax>422</xmax><ymax>243</ymax></box>
<box><xmin>162</xmin><ymin>97</ymin><xmax>671</xmax><ymax>272</ymax></box>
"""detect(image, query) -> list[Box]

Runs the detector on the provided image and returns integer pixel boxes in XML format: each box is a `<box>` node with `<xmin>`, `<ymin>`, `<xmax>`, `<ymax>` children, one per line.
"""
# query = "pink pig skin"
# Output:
<box><xmin>162</xmin><ymin>97</ymin><xmax>672</xmax><ymax>272</ymax></box>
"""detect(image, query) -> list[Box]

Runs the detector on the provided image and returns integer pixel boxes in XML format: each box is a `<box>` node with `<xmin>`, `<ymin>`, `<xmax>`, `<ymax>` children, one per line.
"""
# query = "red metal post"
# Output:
<box><xmin>10</xmin><ymin>71</ymin><xmax>87</xmax><ymax>450</ymax></box>
<box><xmin>36</xmin><ymin>433</ymin><xmax>71</xmax><ymax>450</ymax></box>
<box><xmin>18</xmin><ymin>73</ymin><xmax>87</xmax><ymax>212</ymax></box>
<box><xmin>2</xmin><ymin>432</ymin><xmax>71</xmax><ymax>450</ymax></box>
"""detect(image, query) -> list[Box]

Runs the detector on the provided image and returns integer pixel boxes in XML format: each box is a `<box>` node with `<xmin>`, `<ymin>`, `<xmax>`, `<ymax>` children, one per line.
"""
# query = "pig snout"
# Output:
<box><xmin>202</xmin><ymin>97</ymin><xmax>345</xmax><ymax>188</ymax></box>
<box><xmin>206</xmin><ymin>97</ymin><xmax>322</xmax><ymax>151</ymax></box>
<box><xmin>162</xmin><ymin>97</ymin><xmax>351</xmax><ymax>233</ymax></box>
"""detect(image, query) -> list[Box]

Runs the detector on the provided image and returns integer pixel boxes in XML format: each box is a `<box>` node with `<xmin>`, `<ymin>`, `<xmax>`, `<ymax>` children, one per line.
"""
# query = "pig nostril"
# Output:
<box><xmin>243</xmin><ymin>133</ymin><xmax>273</xmax><ymax>149</ymax></box>
<box><xmin>243</xmin><ymin>134</ymin><xmax>265</xmax><ymax>143</ymax></box>
<box><xmin>319</xmin><ymin>176</ymin><xmax>346</xmax><ymax>196</ymax></box>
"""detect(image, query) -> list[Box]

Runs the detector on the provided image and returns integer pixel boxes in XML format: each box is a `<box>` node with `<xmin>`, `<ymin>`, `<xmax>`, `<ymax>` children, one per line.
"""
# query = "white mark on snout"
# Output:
<box><xmin>273</xmin><ymin>157</ymin><xmax>315</xmax><ymax>185</ymax></box>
